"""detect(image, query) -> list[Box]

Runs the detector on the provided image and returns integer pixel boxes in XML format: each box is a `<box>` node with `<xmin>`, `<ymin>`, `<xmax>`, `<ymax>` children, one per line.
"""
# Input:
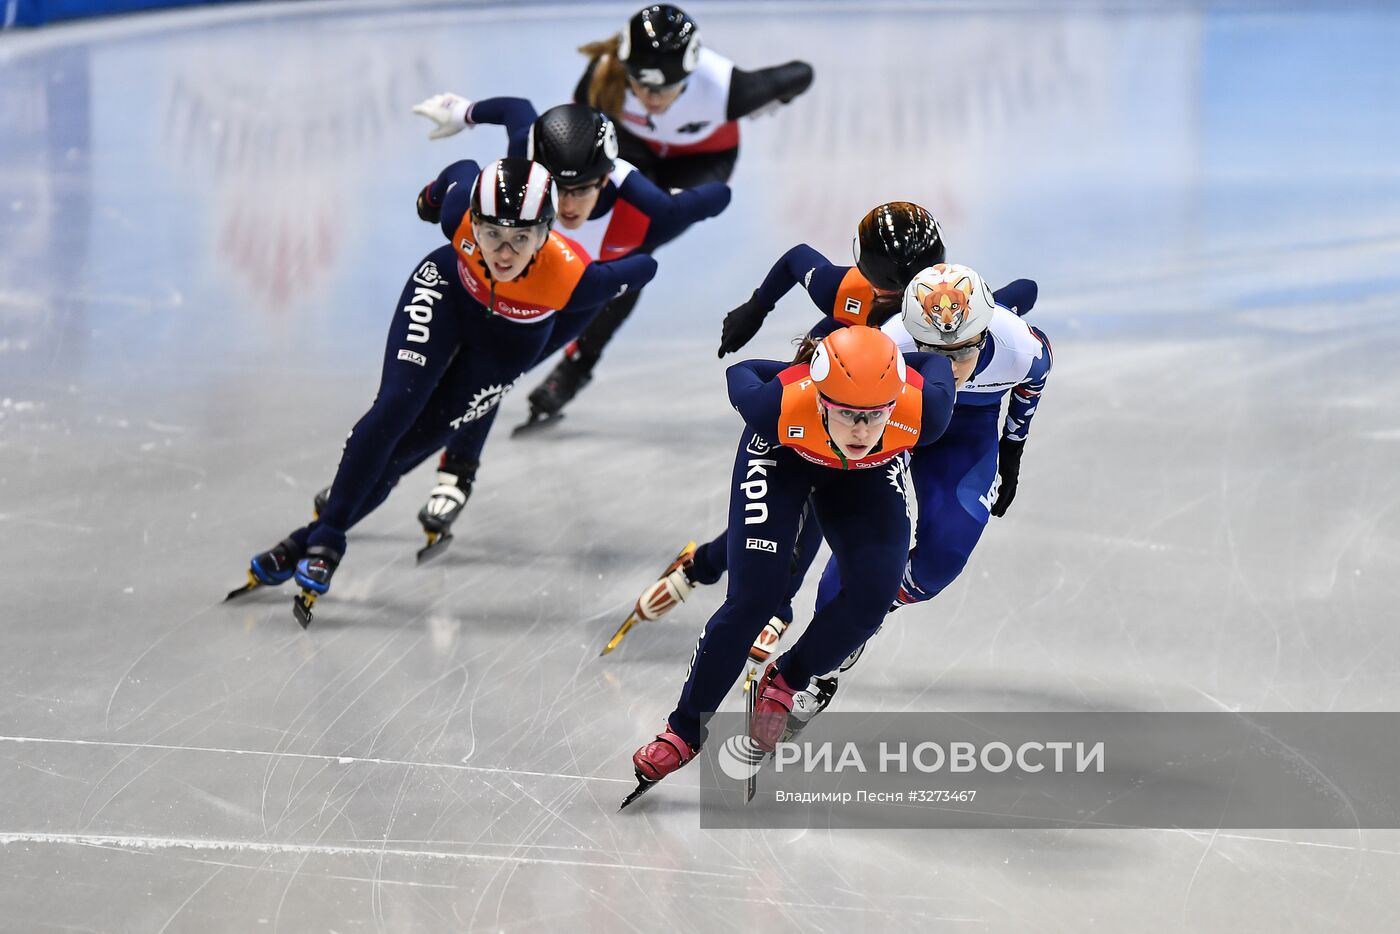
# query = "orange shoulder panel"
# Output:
<box><xmin>832</xmin><ymin>267</ymin><xmax>876</xmax><ymax>326</ymax></box>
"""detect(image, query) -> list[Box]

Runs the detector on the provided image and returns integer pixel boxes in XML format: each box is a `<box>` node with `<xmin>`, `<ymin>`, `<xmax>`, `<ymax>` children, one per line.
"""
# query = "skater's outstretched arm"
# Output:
<box><xmin>725</xmin><ymin>358</ymin><xmax>789</xmax><ymax>439</ymax></box>
<box><xmin>408</xmin><ymin>159</ymin><xmax>483</xmax><ymax>234</ymax></box>
<box><xmin>726</xmin><ymin>61</ymin><xmax>814</xmax><ymax>119</ymax></box>
<box><xmin>464</xmin><ymin>97</ymin><xmax>539</xmax><ymax>158</ymax></box>
<box><xmin>540</xmin><ymin>253</ymin><xmax>659</xmax><ymax>358</ymax></box>
<box><xmin>614</xmin><ymin>167</ymin><xmax>732</xmax><ymax>248</ymax></box>
<box><xmin>568</xmin><ymin>253</ymin><xmax>659</xmax><ymax>310</ymax></box>
<box><xmin>992</xmin><ymin>279</ymin><xmax>1039</xmax><ymax>317</ymax></box>
<box><xmin>410</xmin><ymin>94</ymin><xmax>537</xmax><ymax>154</ymax></box>
<box><xmin>991</xmin><ymin>326</ymin><xmax>1052</xmax><ymax>517</ymax></box>
<box><xmin>1003</xmin><ymin>328</ymin><xmax>1051</xmax><ymax>444</ymax></box>
<box><xmin>718</xmin><ymin>245</ymin><xmax>846</xmax><ymax>356</ymax></box>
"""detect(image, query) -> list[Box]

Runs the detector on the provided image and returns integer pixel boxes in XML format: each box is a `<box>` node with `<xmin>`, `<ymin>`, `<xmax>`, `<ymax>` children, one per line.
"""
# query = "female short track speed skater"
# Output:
<box><xmin>394</xmin><ymin>98</ymin><xmax>731</xmax><ymax>552</ymax></box>
<box><xmin>529</xmin><ymin>3</ymin><xmax>813</xmax><ymax>425</ymax></box>
<box><xmin>603</xmin><ymin>202</ymin><xmax>1032</xmax><ymax>652</ymax></box>
<box><xmin>623</xmin><ymin>259</ymin><xmax>1051</xmax><ymax>730</ymax></box>
<box><xmin>620</xmin><ymin>326</ymin><xmax>957</xmax><ymax>807</ymax></box>
<box><xmin>225</xmin><ymin>157</ymin><xmax>657</xmax><ymax>626</ymax></box>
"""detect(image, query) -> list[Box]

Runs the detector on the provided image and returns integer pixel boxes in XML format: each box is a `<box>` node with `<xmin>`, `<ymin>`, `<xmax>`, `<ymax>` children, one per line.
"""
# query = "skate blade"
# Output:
<box><xmin>600</xmin><ymin>613</ymin><xmax>640</xmax><ymax>656</ymax></box>
<box><xmin>619</xmin><ymin>774</ymin><xmax>659</xmax><ymax>811</ymax></box>
<box><xmin>223</xmin><ymin>572</ymin><xmax>263</xmax><ymax>602</ymax></box>
<box><xmin>511</xmin><ymin>412</ymin><xmax>564</xmax><ymax>437</ymax></box>
<box><xmin>416</xmin><ymin>531</ymin><xmax>453</xmax><ymax>565</ymax></box>
<box><xmin>743</xmin><ymin>665</ymin><xmax>759</xmax><ymax>803</ymax></box>
<box><xmin>292</xmin><ymin>591</ymin><xmax>317</xmax><ymax>628</ymax></box>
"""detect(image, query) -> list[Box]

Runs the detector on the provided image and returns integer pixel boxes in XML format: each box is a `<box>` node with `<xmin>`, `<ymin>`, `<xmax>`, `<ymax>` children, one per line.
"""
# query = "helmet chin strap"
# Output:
<box><xmin>820</xmin><ymin>409</ymin><xmax>851</xmax><ymax>470</ymax></box>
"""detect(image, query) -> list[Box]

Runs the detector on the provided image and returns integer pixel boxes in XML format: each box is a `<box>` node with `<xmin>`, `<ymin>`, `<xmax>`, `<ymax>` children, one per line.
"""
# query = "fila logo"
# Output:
<box><xmin>787</xmin><ymin>426</ymin><xmax>804</xmax><ymax>438</ymax></box>
<box><xmin>397</xmin><ymin>349</ymin><xmax>427</xmax><ymax>366</ymax></box>
<box><xmin>745</xmin><ymin>538</ymin><xmax>778</xmax><ymax>553</ymax></box>
<box><xmin>458</xmin><ymin>238</ymin><xmax>476</xmax><ymax>255</ymax></box>
<box><xmin>844</xmin><ymin>297</ymin><xmax>862</xmax><ymax>314</ymax></box>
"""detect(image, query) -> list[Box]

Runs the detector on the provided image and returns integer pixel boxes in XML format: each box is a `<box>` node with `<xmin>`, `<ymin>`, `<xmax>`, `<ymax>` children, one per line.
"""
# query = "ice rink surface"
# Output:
<box><xmin>3</xmin><ymin>0</ymin><xmax>1400</xmax><ymax>930</ymax></box>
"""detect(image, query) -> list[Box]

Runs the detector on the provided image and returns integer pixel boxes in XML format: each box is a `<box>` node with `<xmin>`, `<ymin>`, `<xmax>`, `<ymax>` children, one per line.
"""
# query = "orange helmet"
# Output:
<box><xmin>809</xmin><ymin>326</ymin><xmax>906</xmax><ymax>408</ymax></box>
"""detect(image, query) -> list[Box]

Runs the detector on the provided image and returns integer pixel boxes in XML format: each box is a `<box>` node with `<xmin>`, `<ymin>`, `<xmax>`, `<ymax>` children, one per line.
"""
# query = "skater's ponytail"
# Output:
<box><xmin>791</xmin><ymin>334</ymin><xmax>820</xmax><ymax>365</ymax></box>
<box><xmin>578</xmin><ymin>35</ymin><xmax>627</xmax><ymax>122</ymax></box>
<box><xmin>868</xmin><ymin>291</ymin><xmax>903</xmax><ymax>328</ymax></box>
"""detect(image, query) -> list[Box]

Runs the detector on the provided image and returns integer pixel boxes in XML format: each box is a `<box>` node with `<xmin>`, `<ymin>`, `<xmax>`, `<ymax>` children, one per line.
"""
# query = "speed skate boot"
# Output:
<box><xmin>599</xmin><ymin>541</ymin><xmax>699</xmax><ymax>655</ymax></box>
<box><xmin>514</xmin><ymin>354</ymin><xmax>593</xmax><ymax>435</ymax></box>
<box><xmin>312</xmin><ymin>486</ymin><xmax>330</xmax><ymax>519</ymax></box>
<box><xmin>748</xmin><ymin>617</ymin><xmax>790</xmax><ymax>664</ymax></box>
<box><xmin>415</xmin><ymin>454</ymin><xmax>478</xmax><ymax>563</ymax></box>
<box><xmin>635</xmin><ymin>542</ymin><xmax>699</xmax><ymax>622</ymax></box>
<box><xmin>225</xmin><ymin>537</ymin><xmax>304</xmax><ymax>601</ymax></box>
<box><xmin>621</xmin><ymin>724</ymin><xmax>699</xmax><ymax>809</ymax></box>
<box><xmin>291</xmin><ymin>545</ymin><xmax>341</xmax><ymax>628</ymax></box>
<box><xmin>750</xmin><ymin>663</ymin><xmax>798</xmax><ymax>753</ymax></box>
<box><xmin>785</xmin><ymin>640</ymin><xmax>869</xmax><ymax>740</ymax></box>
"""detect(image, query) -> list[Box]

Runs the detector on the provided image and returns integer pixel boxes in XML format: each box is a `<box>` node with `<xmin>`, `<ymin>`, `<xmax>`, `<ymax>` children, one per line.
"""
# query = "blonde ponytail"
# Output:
<box><xmin>578</xmin><ymin>35</ymin><xmax>627</xmax><ymax>121</ymax></box>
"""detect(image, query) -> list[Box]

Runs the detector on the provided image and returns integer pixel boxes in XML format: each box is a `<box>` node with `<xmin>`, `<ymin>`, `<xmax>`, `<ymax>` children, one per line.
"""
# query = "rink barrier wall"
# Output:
<box><xmin>4</xmin><ymin>0</ymin><xmax>242</xmax><ymax>28</ymax></box>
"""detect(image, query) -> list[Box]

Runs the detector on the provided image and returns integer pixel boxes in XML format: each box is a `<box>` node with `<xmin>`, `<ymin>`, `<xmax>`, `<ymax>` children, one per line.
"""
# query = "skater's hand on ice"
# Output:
<box><xmin>412</xmin><ymin>93</ymin><xmax>472</xmax><ymax>140</ymax></box>
<box><xmin>718</xmin><ymin>292</ymin><xmax>770</xmax><ymax>357</ymax></box>
<box><xmin>990</xmin><ymin>439</ymin><xmax>1024</xmax><ymax>518</ymax></box>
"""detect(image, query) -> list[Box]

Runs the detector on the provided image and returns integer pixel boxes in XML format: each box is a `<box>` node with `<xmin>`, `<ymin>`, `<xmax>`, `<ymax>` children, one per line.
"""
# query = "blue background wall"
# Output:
<box><xmin>6</xmin><ymin>0</ymin><xmax>241</xmax><ymax>27</ymax></box>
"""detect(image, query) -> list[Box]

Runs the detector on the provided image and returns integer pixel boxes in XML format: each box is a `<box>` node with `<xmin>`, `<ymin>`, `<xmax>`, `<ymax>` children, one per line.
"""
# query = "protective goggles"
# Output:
<box><xmin>627</xmin><ymin>73</ymin><xmax>688</xmax><ymax>95</ymax></box>
<box><xmin>556</xmin><ymin>177</ymin><xmax>608</xmax><ymax>198</ymax></box>
<box><xmin>819</xmin><ymin>396</ymin><xmax>896</xmax><ymax>427</ymax></box>
<box><xmin>922</xmin><ymin>330</ymin><xmax>987</xmax><ymax>361</ymax></box>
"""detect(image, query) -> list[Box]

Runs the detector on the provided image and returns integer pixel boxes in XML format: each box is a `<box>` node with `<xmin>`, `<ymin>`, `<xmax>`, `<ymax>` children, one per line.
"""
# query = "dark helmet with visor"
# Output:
<box><xmin>527</xmin><ymin>104</ymin><xmax>619</xmax><ymax>187</ymax></box>
<box><xmin>853</xmin><ymin>202</ymin><xmax>947</xmax><ymax>292</ymax></box>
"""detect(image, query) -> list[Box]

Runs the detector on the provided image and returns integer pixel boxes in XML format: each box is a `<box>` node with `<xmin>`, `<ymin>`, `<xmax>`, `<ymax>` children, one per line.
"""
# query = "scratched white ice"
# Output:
<box><xmin>2</xmin><ymin>1</ymin><xmax>1400</xmax><ymax>932</ymax></box>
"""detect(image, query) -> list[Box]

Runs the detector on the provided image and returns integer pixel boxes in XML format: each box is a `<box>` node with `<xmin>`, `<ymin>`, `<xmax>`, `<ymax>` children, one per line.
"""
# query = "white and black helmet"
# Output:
<box><xmin>469</xmin><ymin>157</ymin><xmax>556</xmax><ymax>228</ymax></box>
<box><xmin>901</xmin><ymin>263</ymin><xmax>997</xmax><ymax>347</ymax></box>
<box><xmin>619</xmin><ymin>4</ymin><xmax>701</xmax><ymax>88</ymax></box>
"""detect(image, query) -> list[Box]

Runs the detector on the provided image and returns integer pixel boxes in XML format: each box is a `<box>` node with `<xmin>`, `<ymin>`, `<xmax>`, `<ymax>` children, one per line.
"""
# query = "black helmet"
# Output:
<box><xmin>853</xmin><ymin>202</ymin><xmax>947</xmax><ymax>292</ymax></box>
<box><xmin>527</xmin><ymin>104</ymin><xmax>619</xmax><ymax>186</ymax></box>
<box><xmin>470</xmin><ymin>157</ymin><xmax>556</xmax><ymax>228</ymax></box>
<box><xmin>618</xmin><ymin>4</ymin><xmax>700</xmax><ymax>88</ymax></box>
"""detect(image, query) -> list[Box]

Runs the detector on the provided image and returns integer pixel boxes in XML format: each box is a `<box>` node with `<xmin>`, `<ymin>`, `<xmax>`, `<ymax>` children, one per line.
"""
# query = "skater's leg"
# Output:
<box><xmin>777</xmin><ymin>498</ymin><xmax>823</xmax><ymax>623</ymax></box>
<box><xmin>417</xmin><ymin>407</ymin><xmax>493</xmax><ymax>537</ymax></box>
<box><xmin>665</xmin><ymin>435</ymin><xmax>813</xmax><ymax>747</ymax></box>
<box><xmin>525</xmin><ymin>288</ymin><xmax>644</xmax><ymax>418</ymax></box>
<box><xmin>311</xmin><ymin>246</ymin><xmax>474</xmax><ymax>542</ymax></box>
<box><xmin>776</xmin><ymin>462</ymin><xmax>912</xmax><ymax>689</ymax></box>
<box><xmin>897</xmin><ymin>408</ymin><xmax>1000</xmax><ymax>605</ymax></box>
<box><xmin>689</xmin><ymin>528</ymin><xmax>729</xmax><ymax>585</ymax></box>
